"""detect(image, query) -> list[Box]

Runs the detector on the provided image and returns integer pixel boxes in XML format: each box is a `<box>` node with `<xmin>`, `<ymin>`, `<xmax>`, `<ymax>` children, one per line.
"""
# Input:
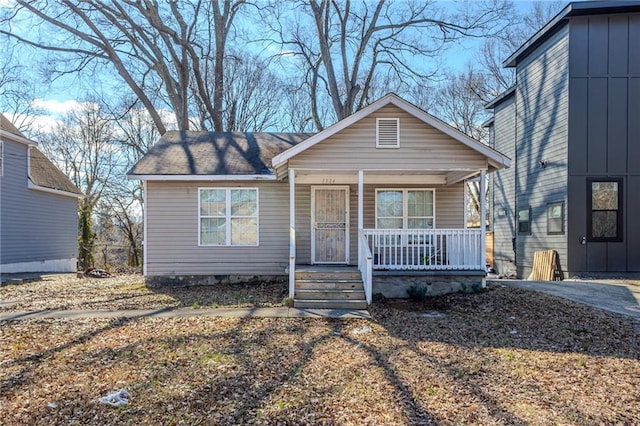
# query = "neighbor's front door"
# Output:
<box><xmin>311</xmin><ymin>186</ymin><xmax>349</xmax><ymax>264</ymax></box>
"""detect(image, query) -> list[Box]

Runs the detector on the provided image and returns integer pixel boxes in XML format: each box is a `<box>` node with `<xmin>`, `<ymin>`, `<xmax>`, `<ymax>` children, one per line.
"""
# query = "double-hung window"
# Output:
<box><xmin>376</xmin><ymin>189</ymin><xmax>434</xmax><ymax>229</ymax></box>
<box><xmin>199</xmin><ymin>188</ymin><xmax>258</xmax><ymax>246</ymax></box>
<box><xmin>588</xmin><ymin>178</ymin><xmax>622</xmax><ymax>242</ymax></box>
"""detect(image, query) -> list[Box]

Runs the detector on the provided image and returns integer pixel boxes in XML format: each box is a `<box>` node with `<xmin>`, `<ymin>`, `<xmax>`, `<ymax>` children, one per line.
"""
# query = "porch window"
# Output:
<box><xmin>199</xmin><ymin>188</ymin><xmax>258</xmax><ymax>246</ymax></box>
<box><xmin>588</xmin><ymin>178</ymin><xmax>622</xmax><ymax>242</ymax></box>
<box><xmin>376</xmin><ymin>189</ymin><xmax>434</xmax><ymax>229</ymax></box>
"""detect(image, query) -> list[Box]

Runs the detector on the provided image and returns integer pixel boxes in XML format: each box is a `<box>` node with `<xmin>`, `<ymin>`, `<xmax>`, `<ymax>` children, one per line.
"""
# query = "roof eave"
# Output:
<box><xmin>504</xmin><ymin>1</ymin><xmax>640</xmax><ymax>68</ymax></box>
<box><xmin>127</xmin><ymin>174</ymin><xmax>279</xmax><ymax>181</ymax></box>
<box><xmin>28</xmin><ymin>180</ymin><xmax>84</xmax><ymax>198</ymax></box>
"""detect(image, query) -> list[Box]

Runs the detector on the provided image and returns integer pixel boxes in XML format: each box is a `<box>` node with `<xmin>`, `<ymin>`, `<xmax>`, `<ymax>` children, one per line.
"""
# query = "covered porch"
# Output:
<box><xmin>286</xmin><ymin>168</ymin><xmax>488</xmax><ymax>305</ymax></box>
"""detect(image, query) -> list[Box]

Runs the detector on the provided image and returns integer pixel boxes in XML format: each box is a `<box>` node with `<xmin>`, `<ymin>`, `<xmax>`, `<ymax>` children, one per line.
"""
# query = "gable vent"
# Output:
<box><xmin>376</xmin><ymin>118</ymin><xmax>399</xmax><ymax>148</ymax></box>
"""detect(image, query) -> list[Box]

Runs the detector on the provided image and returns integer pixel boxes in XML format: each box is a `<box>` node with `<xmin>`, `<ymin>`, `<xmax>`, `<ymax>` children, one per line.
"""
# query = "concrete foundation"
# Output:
<box><xmin>372</xmin><ymin>270</ymin><xmax>486</xmax><ymax>298</ymax></box>
<box><xmin>146</xmin><ymin>274</ymin><xmax>287</xmax><ymax>288</ymax></box>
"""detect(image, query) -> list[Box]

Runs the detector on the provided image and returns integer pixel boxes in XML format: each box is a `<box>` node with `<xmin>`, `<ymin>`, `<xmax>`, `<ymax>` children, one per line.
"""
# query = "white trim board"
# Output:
<box><xmin>129</xmin><ymin>174</ymin><xmax>277</xmax><ymax>181</ymax></box>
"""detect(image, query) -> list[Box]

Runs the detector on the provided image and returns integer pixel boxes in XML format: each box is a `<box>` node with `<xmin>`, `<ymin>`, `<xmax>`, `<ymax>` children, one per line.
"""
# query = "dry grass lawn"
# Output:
<box><xmin>1</xmin><ymin>275</ymin><xmax>639</xmax><ymax>425</ymax></box>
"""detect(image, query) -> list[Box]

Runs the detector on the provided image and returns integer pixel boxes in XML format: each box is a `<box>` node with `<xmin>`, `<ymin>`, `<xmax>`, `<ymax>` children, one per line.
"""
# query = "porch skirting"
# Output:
<box><xmin>373</xmin><ymin>270</ymin><xmax>486</xmax><ymax>298</ymax></box>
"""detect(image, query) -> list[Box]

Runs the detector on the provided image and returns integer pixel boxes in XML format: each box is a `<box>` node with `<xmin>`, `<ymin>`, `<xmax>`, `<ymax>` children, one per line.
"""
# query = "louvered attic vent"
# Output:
<box><xmin>376</xmin><ymin>118</ymin><xmax>399</xmax><ymax>148</ymax></box>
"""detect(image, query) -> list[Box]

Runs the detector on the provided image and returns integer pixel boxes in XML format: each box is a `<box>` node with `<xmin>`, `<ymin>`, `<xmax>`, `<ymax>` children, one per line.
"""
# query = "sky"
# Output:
<box><xmin>0</xmin><ymin>0</ymin><xmax>561</xmax><ymax>129</ymax></box>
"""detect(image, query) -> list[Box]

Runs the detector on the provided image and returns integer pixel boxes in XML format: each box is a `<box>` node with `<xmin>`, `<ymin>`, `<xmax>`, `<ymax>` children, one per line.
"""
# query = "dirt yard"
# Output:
<box><xmin>1</xmin><ymin>275</ymin><xmax>639</xmax><ymax>425</ymax></box>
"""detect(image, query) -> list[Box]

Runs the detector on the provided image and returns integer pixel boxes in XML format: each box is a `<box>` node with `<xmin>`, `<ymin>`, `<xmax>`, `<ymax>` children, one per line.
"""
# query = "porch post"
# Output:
<box><xmin>289</xmin><ymin>168</ymin><xmax>296</xmax><ymax>298</ymax></box>
<box><xmin>358</xmin><ymin>170</ymin><xmax>364</xmax><ymax>269</ymax></box>
<box><xmin>358</xmin><ymin>170</ymin><xmax>364</xmax><ymax>231</ymax></box>
<box><xmin>480</xmin><ymin>170</ymin><xmax>486</xmax><ymax>271</ymax></box>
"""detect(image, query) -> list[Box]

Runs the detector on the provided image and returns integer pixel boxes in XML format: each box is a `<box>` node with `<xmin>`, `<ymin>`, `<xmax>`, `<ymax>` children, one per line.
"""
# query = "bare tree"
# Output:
<box><xmin>222</xmin><ymin>51</ymin><xmax>286</xmax><ymax>131</ymax></box>
<box><xmin>263</xmin><ymin>0</ymin><xmax>513</xmax><ymax>129</ymax></box>
<box><xmin>37</xmin><ymin>100</ymin><xmax>119</xmax><ymax>269</ymax></box>
<box><xmin>0</xmin><ymin>44</ymin><xmax>42</xmax><ymax>133</ymax></box>
<box><xmin>475</xmin><ymin>0</ymin><xmax>565</xmax><ymax>98</ymax></box>
<box><xmin>1</xmin><ymin>0</ymin><xmax>247</xmax><ymax>133</ymax></box>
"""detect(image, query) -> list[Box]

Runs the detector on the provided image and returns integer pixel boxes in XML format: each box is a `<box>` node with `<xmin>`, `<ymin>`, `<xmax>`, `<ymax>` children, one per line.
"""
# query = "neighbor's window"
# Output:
<box><xmin>517</xmin><ymin>208</ymin><xmax>531</xmax><ymax>235</ymax></box>
<box><xmin>199</xmin><ymin>188</ymin><xmax>258</xmax><ymax>246</ymax></box>
<box><xmin>0</xmin><ymin>140</ymin><xmax>3</xmax><ymax>176</ymax></box>
<box><xmin>547</xmin><ymin>201</ymin><xmax>564</xmax><ymax>235</ymax></box>
<box><xmin>376</xmin><ymin>189</ymin><xmax>434</xmax><ymax>229</ymax></box>
<box><xmin>588</xmin><ymin>179</ymin><xmax>622</xmax><ymax>242</ymax></box>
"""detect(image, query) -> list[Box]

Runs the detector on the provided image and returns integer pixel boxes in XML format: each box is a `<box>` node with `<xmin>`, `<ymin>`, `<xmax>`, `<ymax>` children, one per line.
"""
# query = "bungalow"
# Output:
<box><xmin>128</xmin><ymin>94</ymin><xmax>510</xmax><ymax>308</ymax></box>
<box><xmin>0</xmin><ymin>114</ymin><xmax>83</xmax><ymax>274</ymax></box>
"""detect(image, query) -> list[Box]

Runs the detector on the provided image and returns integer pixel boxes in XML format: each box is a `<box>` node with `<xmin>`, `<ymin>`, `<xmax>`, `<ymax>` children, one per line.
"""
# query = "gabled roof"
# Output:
<box><xmin>128</xmin><ymin>131</ymin><xmax>312</xmax><ymax>180</ymax></box>
<box><xmin>0</xmin><ymin>113</ymin><xmax>33</xmax><ymax>146</ymax></box>
<box><xmin>484</xmin><ymin>86</ymin><xmax>516</xmax><ymax>110</ymax></box>
<box><xmin>28</xmin><ymin>147</ymin><xmax>83</xmax><ymax>197</ymax></box>
<box><xmin>272</xmin><ymin>93</ymin><xmax>511</xmax><ymax>170</ymax></box>
<box><xmin>504</xmin><ymin>1</ymin><xmax>640</xmax><ymax>67</ymax></box>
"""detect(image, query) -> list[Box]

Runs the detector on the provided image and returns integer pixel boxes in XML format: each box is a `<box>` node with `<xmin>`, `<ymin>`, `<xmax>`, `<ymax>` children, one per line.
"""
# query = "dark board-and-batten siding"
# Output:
<box><xmin>567</xmin><ymin>13</ymin><xmax>640</xmax><ymax>273</ymax></box>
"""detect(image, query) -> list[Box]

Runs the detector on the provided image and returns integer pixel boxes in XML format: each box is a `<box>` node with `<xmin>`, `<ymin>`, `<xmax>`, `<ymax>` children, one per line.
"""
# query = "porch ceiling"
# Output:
<box><xmin>291</xmin><ymin>169</ymin><xmax>482</xmax><ymax>185</ymax></box>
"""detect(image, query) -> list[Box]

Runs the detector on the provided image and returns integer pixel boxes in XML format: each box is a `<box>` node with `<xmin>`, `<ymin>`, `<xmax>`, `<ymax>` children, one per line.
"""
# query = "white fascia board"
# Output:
<box><xmin>272</xmin><ymin>93</ymin><xmax>511</xmax><ymax>170</ymax></box>
<box><xmin>0</xmin><ymin>129</ymin><xmax>36</xmax><ymax>146</ymax></box>
<box><xmin>28</xmin><ymin>181</ymin><xmax>84</xmax><ymax>198</ymax></box>
<box><xmin>127</xmin><ymin>174</ymin><xmax>278</xmax><ymax>181</ymax></box>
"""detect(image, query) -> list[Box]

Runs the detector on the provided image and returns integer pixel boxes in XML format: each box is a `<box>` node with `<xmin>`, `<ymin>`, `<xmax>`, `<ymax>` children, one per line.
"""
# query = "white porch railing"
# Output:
<box><xmin>289</xmin><ymin>228</ymin><xmax>296</xmax><ymax>298</ymax></box>
<box><xmin>363</xmin><ymin>228</ymin><xmax>484</xmax><ymax>270</ymax></box>
<box><xmin>358</xmin><ymin>230</ymin><xmax>373</xmax><ymax>304</ymax></box>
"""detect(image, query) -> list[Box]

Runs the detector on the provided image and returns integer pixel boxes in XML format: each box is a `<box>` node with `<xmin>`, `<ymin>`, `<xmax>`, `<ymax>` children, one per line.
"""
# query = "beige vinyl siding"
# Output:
<box><xmin>515</xmin><ymin>24</ymin><xmax>569</xmax><ymax>278</ymax></box>
<box><xmin>145</xmin><ymin>180</ymin><xmax>290</xmax><ymax>275</ymax></box>
<box><xmin>289</xmin><ymin>105</ymin><xmax>488</xmax><ymax>171</ymax></box>
<box><xmin>296</xmin><ymin>182</ymin><xmax>464</xmax><ymax>266</ymax></box>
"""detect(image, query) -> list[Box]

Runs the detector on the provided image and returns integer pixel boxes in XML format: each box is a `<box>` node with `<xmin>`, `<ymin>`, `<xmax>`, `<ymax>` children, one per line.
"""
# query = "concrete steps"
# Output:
<box><xmin>294</xmin><ymin>267</ymin><xmax>367</xmax><ymax>310</ymax></box>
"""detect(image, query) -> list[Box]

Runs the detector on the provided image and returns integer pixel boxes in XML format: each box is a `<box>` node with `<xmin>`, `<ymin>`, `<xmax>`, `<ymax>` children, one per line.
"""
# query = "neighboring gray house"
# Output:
<box><xmin>0</xmin><ymin>114</ymin><xmax>83</xmax><ymax>274</ymax></box>
<box><xmin>486</xmin><ymin>1</ymin><xmax>640</xmax><ymax>278</ymax></box>
<box><xmin>129</xmin><ymin>93</ymin><xmax>510</xmax><ymax>308</ymax></box>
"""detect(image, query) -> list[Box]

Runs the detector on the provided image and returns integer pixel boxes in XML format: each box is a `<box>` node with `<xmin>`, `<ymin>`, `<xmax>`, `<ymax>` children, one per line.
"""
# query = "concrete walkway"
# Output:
<box><xmin>489</xmin><ymin>279</ymin><xmax>640</xmax><ymax>320</ymax></box>
<box><xmin>0</xmin><ymin>306</ymin><xmax>371</xmax><ymax>322</ymax></box>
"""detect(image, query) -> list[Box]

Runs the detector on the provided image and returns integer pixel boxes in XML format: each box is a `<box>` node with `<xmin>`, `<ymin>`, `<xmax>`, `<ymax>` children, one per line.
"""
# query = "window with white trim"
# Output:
<box><xmin>0</xmin><ymin>140</ymin><xmax>3</xmax><ymax>176</ymax></box>
<box><xmin>376</xmin><ymin>118</ymin><xmax>399</xmax><ymax>148</ymax></box>
<box><xmin>199</xmin><ymin>188</ymin><xmax>258</xmax><ymax>246</ymax></box>
<box><xmin>376</xmin><ymin>189</ymin><xmax>434</xmax><ymax>229</ymax></box>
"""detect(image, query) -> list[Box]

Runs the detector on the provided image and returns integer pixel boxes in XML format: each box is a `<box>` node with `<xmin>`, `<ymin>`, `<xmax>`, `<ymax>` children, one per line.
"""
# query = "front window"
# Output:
<box><xmin>199</xmin><ymin>188</ymin><xmax>258</xmax><ymax>246</ymax></box>
<box><xmin>376</xmin><ymin>189</ymin><xmax>434</xmax><ymax>229</ymax></box>
<box><xmin>588</xmin><ymin>179</ymin><xmax>622</xmax><ymax>242</ymax></box>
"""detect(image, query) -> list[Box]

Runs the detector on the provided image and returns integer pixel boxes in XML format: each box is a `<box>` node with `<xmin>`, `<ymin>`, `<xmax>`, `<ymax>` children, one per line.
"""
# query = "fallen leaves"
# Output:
<box><xmin>1</xmin><ymin>282</ymin><xmax>640</xmax><ymax>424</ymax></box>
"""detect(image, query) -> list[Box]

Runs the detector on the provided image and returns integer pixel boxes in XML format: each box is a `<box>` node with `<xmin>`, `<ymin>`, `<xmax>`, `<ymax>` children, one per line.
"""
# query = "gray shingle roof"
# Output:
<box><xmin>29</xmin><ymin>147</ymin><xmax>83</xmax><ymax>196</ymax></box>
<box><xmin>128</xmin><ymin>131</ymin><xmax>313</xmax><ymax>176</ymax></box>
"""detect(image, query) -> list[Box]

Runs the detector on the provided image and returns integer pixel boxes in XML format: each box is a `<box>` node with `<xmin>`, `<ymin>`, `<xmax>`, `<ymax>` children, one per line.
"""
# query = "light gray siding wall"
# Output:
<box><xmin>145</xmin><ymin>180</ymin><xmax>290</xmax><ymax>276</ymax></box>
<box><xmin>567</xmin><ymin>13</ymin><xmax>640</xmax><ymax>273</ymax></box>
<box><xmin>295</xmin><ymin>182</ymin><xmax>464</xmax><ymax>265</ymax></box>
<box><xmin>0</xmin><ymin>139</ymin><xmax>78</xmax><ymax>265</ymax></box>
<box><xmin>289</xmin><ymin>105</ymin><xmax>488</xmax><ymax>171</ymax></box>
<box><xmin>515</xmin><ymin>25</ymin><xmax>570</xmax><ymax>278</ymax></box>
<box><xmin>490</xmin><ymin>96</ymin><xmax>517</xmax><ymax>276</ymax></box>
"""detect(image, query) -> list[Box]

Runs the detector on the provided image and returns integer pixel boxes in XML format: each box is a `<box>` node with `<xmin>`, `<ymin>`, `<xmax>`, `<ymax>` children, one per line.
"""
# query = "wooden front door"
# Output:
<box><xmin>312</xmin><ymin>186</ymin><xmax>349</xmax><ymax>264</ymax></box>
